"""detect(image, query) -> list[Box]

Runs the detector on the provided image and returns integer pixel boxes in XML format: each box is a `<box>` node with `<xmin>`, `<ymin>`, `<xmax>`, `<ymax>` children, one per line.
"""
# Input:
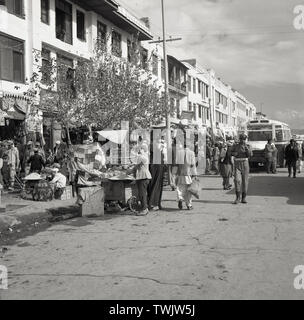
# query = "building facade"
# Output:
<box><xmin>0</xmin><ymin>0</ymin><xmax>154</xmax><ymax>146</ymax></box>
<box><xmin>0</xmin><ymin>0</ymin><xmax>256</xmax><ymax>145</ymax></box>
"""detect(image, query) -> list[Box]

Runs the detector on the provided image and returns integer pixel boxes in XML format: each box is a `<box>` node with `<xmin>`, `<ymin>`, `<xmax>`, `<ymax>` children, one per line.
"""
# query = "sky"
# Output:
<box><xmin>117</xmin><ymin>0</ymin><xmax>304</xmax><ymax>129</ymax></box>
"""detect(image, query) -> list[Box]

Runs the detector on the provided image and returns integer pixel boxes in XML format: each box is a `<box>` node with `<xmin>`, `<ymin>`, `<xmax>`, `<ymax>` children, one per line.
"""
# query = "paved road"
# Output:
<box><xmin>1</xmin><ymin>169</ymin><xmax>304</xmax><ymax>300</ymax></box>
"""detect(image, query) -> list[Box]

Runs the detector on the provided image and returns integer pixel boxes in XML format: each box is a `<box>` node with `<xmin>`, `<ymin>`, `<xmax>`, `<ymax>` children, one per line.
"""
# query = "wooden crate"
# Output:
<box><xmin>59</xmin><ymin>185</ymin><xmax>73</xmax><ymax>201</ymax></box>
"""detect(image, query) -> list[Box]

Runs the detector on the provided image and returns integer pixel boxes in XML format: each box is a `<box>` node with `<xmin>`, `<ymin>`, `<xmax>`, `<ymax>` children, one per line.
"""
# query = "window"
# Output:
<box><xmin>41</xmin><ymin>0</ymin><xmax>49</xmax><ymax>24</ymax></box>
<box><xmin>189</xmin><ymin>102</ymin><xmax>192</xmax><ymax>111</ymax></box>
<box><xmin>76</xmin><ymin>10</ymin><xmax>85</xmax><ymax>41</ymax></box>
<box><xmin>206</xmin><ymin>85</ymin><xmax>209</xmax><ymax>98</ymax></box>
<box><xmin>161</xmin><ymin>59</ymin><xmax>165</xmax><ymax>81</ymax></box>
<box><xmin>193</xmin><ymin>104</ymin><xmax>197</xmax><ymax>120</ymax></box>
<box><xmin>198</xmin><ymin>105</ymin><xmax>202</xmax><ymax>118</ymax></box>
<box><xmin>140</xmin><ymin>47</ymin><xmax>148</xmax><ymax>70</ymax></box>
<box><xmin>176</xmin><ymin>99</ymin><xmax>180</xmax><ymax>118</ymax></box>
<box><xmin>41</xmin><ymin>48</ymin><xmax>51</xmax><ymax>85</ymax></box>
<box><xmin>56</xmin><ymin>0</ymin><xmax>72</xmax><ymax>44</ymax></box>
<box><xmin>193</xmin><ymin>78</ymin><xmax>196</xmax><ymax>94</ymax></box>
<box><xmin>0</xmin><ymin>34</ymin><xmax>24</xmax><ymax>82</ymax></box>
<box><xmin>97</xmin><ymin>21</ymin><xmax>107</xmax><ymax>46</ymax></box>
<box><xmin>215</xmin><ymin>90</ymin><xmax>221</xmax><ymax>105</ymax></box>
<box><xmin>3</xmin><ymin>0</ymin><xmax>23</xmax><ymax>17</ymax></box>
<box><xmin>152</xmin><ymin>54</ymin><xmax>158</xmax><ymax>76</ymax></box>
<box><xmin>222</xmin><ymin>96</ymin><xmax>227</xmax><ymax>108</ymax></box>
<box><xmin>168</xmin><ymin>62</ymin><xmax>174</xmax><ymax>86</ymax></box>
<box><xmin>57</xmin><ymin>54</ymin><xmax>74</xmax><ymax>88</ymax></box>
<box><xmin>198</xmin><ymin>81</ymin><xmax>201</xmax><ymax>94</ymax></box>
<box><xmin>112</xmin><ymin>30</ymin><xmax>122</xmax><ymax>57</ymax></box>
<box><xmin>188</xmin><ymin>76</ymin><xmax>192</xmax><ymax>92</ymax></box>
<box><xmin>232</xmin><ymin>101</ymin><xmax>236</xmax><ymax>112</ymax></box>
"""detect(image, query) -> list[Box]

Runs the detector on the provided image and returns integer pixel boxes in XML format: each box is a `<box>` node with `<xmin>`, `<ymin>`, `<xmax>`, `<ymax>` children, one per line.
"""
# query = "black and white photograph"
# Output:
<box><xmin>0</xmin><ymin>0</ymin><xmax>304</xmax><ymax>303</ymax></box>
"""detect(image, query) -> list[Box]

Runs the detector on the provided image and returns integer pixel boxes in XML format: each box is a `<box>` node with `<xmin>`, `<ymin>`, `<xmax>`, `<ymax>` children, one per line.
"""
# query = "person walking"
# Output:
<box><xmin>297</xmin><ymin>141</ymin><xmax>303</xmax><ymax>174</ymax></box>
<box><xmin>264</xmin><ymin>139</ymin><xmax>276</xmax><ymax>174</ymax></box>
<box><xmin>272</xmin><ymin>141</ymin><xmax>278</xmax><ymax>174</ymax></box>
<box><xmin>231</xmin><ymin>134</ymin><xmax>253</xmax><ymax>204</ymax></box>
<box><xmin>148</xmin><ymin>136</ymin><xmax>166</xmax><ymax>211</ymax></box>
<box><xmin>205</xmin><ymin>140</ymin><xmax>213</xmax><ymax>175</ymax></box>
<box><xmin>7</xmin><ymin>141</ymin><xmax>20</xmax><ymax>190</ymax></box>
<box><xmin>176</xmin><ymin>142</ymin><xmax>197</xmax><ymax>211</ymax></box>
<box><xmin>219</xmin><ymin>142</ymin><xmax>233</xmax><ymax>190</ymax></box>
<box><xmin>135</xmin><ymin>143</ymin><xmax>152</xmax><ymax>216</ymax></box>
<box><xmin>285</xmin><ymin>139</ymin><xmax>299</xmax><ymax>178</ymax></box>
<box><xmin>212</xmin><ymin>143</ymin><xmax>220</xmax><ymax>175</ymax></box>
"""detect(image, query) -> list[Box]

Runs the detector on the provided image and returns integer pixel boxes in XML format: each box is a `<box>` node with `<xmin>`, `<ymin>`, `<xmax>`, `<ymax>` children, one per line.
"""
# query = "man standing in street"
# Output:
<box><xmin>176</xmin><ymin>140</ymin><xmax>197</xmax><ymax>211</ymax></box>
<box><xmin>285</xmin><ymin>139</ymin><xmax>299</xmax><ymax>178</ymax></box>
<box><xmin>7</xmin><ymin>141</ymin><xmax>20</xmax><ymax>191</ymax></box>
<box><xmin>231</xmin><ymin>134</ymin><xmax>253</xmax><ymax>205</ymax></box>
<box><xmin>264</xmin><ymin>139</ymin><xmax>277</xmax><ymax>174</ymax></box>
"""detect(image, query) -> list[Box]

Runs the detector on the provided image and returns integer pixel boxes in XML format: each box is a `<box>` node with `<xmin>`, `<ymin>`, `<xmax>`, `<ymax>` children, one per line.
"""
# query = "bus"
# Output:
<box><xmin>246</xmin><ymin>118</ymin><xmax>292</xmax><ymax>168</ymax></box>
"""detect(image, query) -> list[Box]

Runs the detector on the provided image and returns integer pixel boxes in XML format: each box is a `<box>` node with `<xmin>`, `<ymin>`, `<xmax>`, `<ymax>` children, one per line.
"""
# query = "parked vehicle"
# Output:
<box><xmin>246</xmin><ymin>118</ymin><xmax>292</xmax><ymax>168</ymax></box>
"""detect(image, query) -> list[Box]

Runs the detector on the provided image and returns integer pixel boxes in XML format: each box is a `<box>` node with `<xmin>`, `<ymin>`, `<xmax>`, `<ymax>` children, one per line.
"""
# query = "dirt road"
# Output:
<box><xmin>1</xmin><ymin>169</ymin><xmax>304</xmax><ymax>300</ymax></box>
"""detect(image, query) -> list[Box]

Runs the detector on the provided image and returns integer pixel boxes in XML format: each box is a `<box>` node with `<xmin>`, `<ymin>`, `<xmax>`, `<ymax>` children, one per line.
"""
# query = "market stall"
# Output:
<box><xmin>72</xmin><ymin>131</ymin><xmax>142</xmax><ymax>214</ymax></box>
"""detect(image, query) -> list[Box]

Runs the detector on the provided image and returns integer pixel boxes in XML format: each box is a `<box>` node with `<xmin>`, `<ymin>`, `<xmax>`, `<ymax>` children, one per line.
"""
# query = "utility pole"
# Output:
<box><xmin>161</xmin><ymin>0</ymin><xmax>170</xmax><ymax>133</ymax></box>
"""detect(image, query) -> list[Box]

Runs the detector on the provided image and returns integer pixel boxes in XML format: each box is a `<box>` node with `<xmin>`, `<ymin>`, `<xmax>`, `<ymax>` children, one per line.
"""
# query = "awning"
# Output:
<box><xmin>97</xmin><ymin>130</ymin><xmax>128</xmax><ymax>144</ymax></box>
<box><xmin>0</xmin><ymin>95</ymin><xmax>28</xmax><ymax>121</ymax></box>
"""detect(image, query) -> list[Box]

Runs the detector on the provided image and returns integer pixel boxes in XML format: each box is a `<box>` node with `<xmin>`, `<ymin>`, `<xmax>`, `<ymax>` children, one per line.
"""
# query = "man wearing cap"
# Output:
<box><xmin>50</xmin><ymin>166</ymin><xmax>67</xmax><ymax>199</ymax></box>
<box><xmin>231</xmin><ymin>134</ymin><xmax>253</xmax><ymax>204</ymax></box>
<box><xmin>7</xmin><ymin>141</ymin><xmax>20</xmax><ymax>190</ymax></box>
<box><xmin>285</xmin><ymin>139</ymin><xmax>299</xmax><ymax>178</ymax></box>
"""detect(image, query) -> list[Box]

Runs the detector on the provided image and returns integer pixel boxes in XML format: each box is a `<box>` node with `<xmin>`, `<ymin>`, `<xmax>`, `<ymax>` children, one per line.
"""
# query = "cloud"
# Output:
<box><xmin>117</xmin><ymin>0</ymin><xmax>304</xmax><ymax>127</ymax></box>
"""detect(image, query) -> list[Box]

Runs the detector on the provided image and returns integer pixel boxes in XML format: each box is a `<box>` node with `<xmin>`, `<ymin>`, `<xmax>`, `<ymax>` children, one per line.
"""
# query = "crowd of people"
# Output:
<box><xmin>0</xmin><ymin>139</ymin><xmax>68</xmax><ymax>198</ymax></box>
<box><xmin>0</xmin><ymin>133</ymin><xmax>303</xmax><ymax>214</ymax></box>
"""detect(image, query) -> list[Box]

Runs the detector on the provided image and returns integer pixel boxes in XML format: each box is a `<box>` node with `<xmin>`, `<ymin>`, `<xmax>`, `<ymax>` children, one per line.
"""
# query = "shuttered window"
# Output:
<box><xmin>111</xmin><ymin>30</ymin><xmax>122</xmax><ymax>57</ymax></box>
<box><xmin>4</xmin><ymin>0</ymin><xmax>23</xmax><ymax>17</ymax></box>
<box><xmin>0</xmin><ymin>34</ymin><xmax>24</xmax><ymax>82</ymax></box>
<box><xmin>77</xmin><ymin>10</ymin><xmax>85</xmax><ymax>41</ymax></box>
<box><xmin>55</xmin><ymin>0</ymin><xmax>72</xmax><ymax>45</ymax></box>
<box><xmin>41</xmin><ymin>0</ymin><xmax>49</xmax><ymax>24</ymax></box>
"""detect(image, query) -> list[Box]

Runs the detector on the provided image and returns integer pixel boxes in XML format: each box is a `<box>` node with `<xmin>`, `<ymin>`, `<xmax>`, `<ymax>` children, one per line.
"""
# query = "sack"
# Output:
<box><xmin>32</xmin><ymin>180</ymin><xmax>54</xmax><ymax>202</ymax></box>
<box><xmin>188</xmin><ymin>178</ymin><xmax>200</xmax><ymax>199</ymax></box>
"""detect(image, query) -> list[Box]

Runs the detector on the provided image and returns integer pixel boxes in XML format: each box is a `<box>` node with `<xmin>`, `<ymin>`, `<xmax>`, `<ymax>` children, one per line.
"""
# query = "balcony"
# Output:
<box><xmin>73</xmin><ymin>0</ymin><xmax>153</xmax><ymax>41</ymax></box>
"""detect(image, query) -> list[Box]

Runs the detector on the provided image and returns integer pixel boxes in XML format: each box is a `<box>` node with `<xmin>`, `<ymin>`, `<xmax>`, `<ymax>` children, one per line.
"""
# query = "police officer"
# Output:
<box><xmin>231</xmin><ymin>134</ymin><xmax>252</xmax><ymax>204</ymax></box>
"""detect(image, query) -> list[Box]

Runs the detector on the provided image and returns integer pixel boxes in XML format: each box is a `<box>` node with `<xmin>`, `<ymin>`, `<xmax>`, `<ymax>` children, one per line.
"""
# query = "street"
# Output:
<box><xmin>1</xmin><ymin>169</ymin><xmax>304</xmax><ymax>300</ymax></box>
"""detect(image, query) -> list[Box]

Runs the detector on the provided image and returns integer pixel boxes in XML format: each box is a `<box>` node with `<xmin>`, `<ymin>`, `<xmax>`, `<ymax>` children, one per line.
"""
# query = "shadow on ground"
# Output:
<box><xmin>227</xmin><ymin>174</ymin><xmax>304</xmax><ymax>206</ymax></box>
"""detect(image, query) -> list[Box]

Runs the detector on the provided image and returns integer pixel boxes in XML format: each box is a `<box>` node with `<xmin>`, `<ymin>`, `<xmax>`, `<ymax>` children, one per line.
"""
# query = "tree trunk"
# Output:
<box><xmin>66</xmin><ymin>125</ymin><xmax>71</xmax><ymax>147</ymax></box>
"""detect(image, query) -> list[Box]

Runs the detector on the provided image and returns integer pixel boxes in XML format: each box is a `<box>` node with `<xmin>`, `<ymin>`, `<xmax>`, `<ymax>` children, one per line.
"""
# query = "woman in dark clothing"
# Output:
<box><xmin>148</xmin><ymin>137</ymin><xmax>167</xmax><ymax>211</ymax></box>
<box><xmin>219</xmin><ymin>142</ymin><xmax>233</xmax><ymax>190</ymax></box>
<box><xmin>285</xmin><ymin>139</ymin><xmax>299</xmax><ymax>178</ymax></box>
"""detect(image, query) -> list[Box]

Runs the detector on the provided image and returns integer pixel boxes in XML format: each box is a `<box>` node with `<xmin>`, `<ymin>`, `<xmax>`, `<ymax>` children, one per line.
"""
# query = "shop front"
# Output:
<box><xmin>0</xmin><ymin>93</ymin><xmax>28</xmax><ymax>143</ymax></box>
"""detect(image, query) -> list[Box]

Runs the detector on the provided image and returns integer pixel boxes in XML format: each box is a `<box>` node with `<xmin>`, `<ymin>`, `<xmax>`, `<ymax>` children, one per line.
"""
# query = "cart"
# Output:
<box><xmin>21</xmin><ymin>173</ymin><xmax>53</xmax><ymax>201</ymax></box>
<box><xmin>102</xmin><ymin>177</ymin><xmax>140</xmax><ymax>213</ymax></box>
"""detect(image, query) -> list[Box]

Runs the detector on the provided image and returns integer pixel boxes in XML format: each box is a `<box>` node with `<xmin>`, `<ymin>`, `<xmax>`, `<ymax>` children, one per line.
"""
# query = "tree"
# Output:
<box><xmin>74</xmin><ymin>41</ymin><xmax>167</xmax><ymax>130</ymax></box>
<box><xmin>25</xmin><ymin>39</ymin><xmax>168</xmax><ymax>145</ymax></box>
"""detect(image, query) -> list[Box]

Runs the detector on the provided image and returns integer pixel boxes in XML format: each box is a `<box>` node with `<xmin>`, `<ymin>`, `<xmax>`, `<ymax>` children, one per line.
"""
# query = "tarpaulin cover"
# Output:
<box><xmin>97</xmin><ymin>130</ymin><xmax>128</xmax><ymax>144</ymax></box>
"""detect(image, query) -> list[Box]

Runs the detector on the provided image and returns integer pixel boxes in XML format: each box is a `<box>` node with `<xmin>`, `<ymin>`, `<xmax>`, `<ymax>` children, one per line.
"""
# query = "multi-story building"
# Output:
<box><xmin>233</xmin><ymin>90</ymin><xmax>256</xmax><ymax>132</ymax></box>
<box><xmin>0</xmin><ymin>0</ymin><xmax>154</xmax><ymax>146</ymax></box>
<box><xmin>181</xmin><ymin>59</ymin><xmax>211</xmax><ymax>128</ymax></box>
<box><xmin>173</xmin><ymin>59</ymin><xmax>256</xmax><ymax>138</ymax></box>
<box><xmin>0</xmin><ymin>0</ymin><xmax>257</xmax><ymax>144</ymax></box>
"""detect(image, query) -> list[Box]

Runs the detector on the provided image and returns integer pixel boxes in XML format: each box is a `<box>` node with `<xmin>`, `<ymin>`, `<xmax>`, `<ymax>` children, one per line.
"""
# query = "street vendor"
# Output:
<box><xmin>50</xmin><ymin>165</ymin><xmax>67</xmax><ymax>199</ymax></box>
<box><xmin>135</xmin><ymin>143</ymin><xmax>152</xmax><ymax>216</ymax></box>
<box><xmin>27</xmin><ymin>148</ymin><xmax>46</xmax><ymax>174</ymax></box>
